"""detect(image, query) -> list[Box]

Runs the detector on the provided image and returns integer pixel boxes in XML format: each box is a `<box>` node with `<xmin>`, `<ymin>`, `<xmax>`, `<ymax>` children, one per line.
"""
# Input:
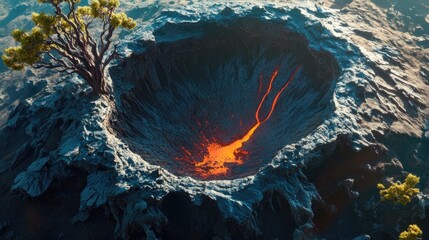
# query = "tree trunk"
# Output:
<box><xmin>86</xmin><ymin>65</ymin><xmax>109</xmax><ymax>95</ymax></box>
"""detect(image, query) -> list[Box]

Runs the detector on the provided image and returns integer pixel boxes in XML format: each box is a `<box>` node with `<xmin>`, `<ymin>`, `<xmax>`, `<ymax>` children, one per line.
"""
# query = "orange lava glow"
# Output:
<box><xmin>180</xmin><ymin>65</ymin><xmax>302</xmax><ymax>178</ymax></box>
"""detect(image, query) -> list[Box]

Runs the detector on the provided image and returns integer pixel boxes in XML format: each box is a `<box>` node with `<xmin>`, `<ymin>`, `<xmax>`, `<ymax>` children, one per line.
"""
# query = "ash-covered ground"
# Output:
<box><xmin>0</xmin><ymin>0</ymin><xmax>428</xmax><ymax>240</ymax></box>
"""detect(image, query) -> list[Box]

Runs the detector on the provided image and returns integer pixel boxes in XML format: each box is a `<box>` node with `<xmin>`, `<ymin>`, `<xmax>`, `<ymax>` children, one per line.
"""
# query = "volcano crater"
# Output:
<box><xmin>111</xmin><ymin>19</ymin><xmax>339</xmax><ymax>180</ymax></box>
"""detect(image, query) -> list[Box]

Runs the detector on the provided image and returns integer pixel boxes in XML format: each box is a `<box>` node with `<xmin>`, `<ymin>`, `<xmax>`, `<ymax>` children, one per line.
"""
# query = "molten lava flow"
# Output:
<box><xmin>191</xmin><ymin>65</ymin><xmax>302</xmax><ymax>178</ymax></box>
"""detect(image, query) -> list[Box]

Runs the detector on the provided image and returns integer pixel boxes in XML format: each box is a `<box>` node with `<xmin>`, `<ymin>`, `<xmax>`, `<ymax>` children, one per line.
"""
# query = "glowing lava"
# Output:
<box><xmin>181</xmin><ymin>65</ymin><xmax>302</xmax><ymax>178</ymax></box>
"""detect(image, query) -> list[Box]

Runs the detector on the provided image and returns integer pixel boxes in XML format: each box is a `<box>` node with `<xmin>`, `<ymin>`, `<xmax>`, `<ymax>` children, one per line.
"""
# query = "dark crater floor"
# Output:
<box><xmin>111</xmin><ymin>18</ymin><xmax>340</xmax><ymax>180</ymax></box>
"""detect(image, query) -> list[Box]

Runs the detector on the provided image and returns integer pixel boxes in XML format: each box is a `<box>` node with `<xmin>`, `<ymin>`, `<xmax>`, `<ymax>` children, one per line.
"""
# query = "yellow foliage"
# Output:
<box><xmin>399</xmin><ymin>224</ymin><xmax>423</xmax><ymax>240</ymax></box>
<box><xmin>77</xmin><ymin>6</ymin><xmax>92</xmax><ymax>16</ymax></box>
<box><xmin>377</xmin><ymin>174</ymin><xmax>420</xmax><ymax>205</ymax></box>
<box><xmin>2</xmin><ymin>28</ymin><xmax>50</xmax><ymax>70</ymax></box>
<box><xmin>90</xmin><ymin>0</ymin><xmax>123</xmax><ymax>18</ymax></box>
<box><xmin>110</xmin><ymin>12</ymin><xmax>136</xmax><ymax>29</ymax></box>
<box><xmin>32</xmin><ymin>12</ymin><xmax>56</xmax><ymax>35</ymax></box>
<box><xmin>2</xmin><ymin>0</ymin><xmax>136</xmax><ymax>71</ymax></box>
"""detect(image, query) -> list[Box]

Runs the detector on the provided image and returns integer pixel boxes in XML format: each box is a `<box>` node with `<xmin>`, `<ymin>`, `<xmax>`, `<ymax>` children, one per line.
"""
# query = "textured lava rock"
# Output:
<box><xmin>0</xmin><ymin>1</ymin><xmax>427</xmax><ymax>240</ymax></box>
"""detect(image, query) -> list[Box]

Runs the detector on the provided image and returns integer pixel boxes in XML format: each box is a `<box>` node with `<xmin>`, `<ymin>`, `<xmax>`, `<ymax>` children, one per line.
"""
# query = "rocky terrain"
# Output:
<box><xmin>0</xmin><ymin>0</ymin><xmax>428</xmax><ymax>239</ymax></box>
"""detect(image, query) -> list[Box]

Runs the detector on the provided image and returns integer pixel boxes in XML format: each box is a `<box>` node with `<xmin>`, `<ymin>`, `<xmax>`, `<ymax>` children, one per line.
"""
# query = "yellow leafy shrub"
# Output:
<box><xmin>377</xmin><ymin>173</ymin><xmax>420</xmax><ymax>205</ymax></box>
<box><xmin>399</xmin><ymin>224</ymin><xmax>422</xmax><ymax>240</ymax></box>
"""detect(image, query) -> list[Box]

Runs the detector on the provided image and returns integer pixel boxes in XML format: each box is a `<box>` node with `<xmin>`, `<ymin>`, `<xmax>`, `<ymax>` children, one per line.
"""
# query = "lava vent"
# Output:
<box><xmin>111</xmin><ymin>18</ymin><xmax>339</xmax><ymax>180</ymax></box>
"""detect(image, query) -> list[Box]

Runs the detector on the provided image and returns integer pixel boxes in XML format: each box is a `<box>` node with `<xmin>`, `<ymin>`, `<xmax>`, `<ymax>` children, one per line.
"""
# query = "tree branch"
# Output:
<box><xmin>52</xmin><ymin>2</ymin><xmax>93</xmax><ymax>65</ymax></box>
<box><xmin>100</xmin><ymin>25</ymin><xmax>115</xmax><ymax>60</ymax></box>
<box><xmin>102</xmin><ymin>44</ymin><xmax>119</xmax><ymax>70</ymax></box>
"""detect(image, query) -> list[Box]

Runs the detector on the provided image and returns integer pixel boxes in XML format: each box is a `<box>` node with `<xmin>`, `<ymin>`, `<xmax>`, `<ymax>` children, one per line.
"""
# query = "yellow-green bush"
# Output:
<box><xmin>377</xmin><ymin>173</ymin><xmax>420</xmax><ymax>205</ymax></box>
<box><xmin>399</xmin><ymin>224</ymin><xmax>422</xmax><ymax>240</ymax></box>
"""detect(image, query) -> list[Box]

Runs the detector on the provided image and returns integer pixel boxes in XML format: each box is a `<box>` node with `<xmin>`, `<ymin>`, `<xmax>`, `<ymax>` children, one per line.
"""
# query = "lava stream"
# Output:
<box><xmin>189</xmin><ymin>65</ymin><xmax>302</xmax><ymax>178</ymax></box>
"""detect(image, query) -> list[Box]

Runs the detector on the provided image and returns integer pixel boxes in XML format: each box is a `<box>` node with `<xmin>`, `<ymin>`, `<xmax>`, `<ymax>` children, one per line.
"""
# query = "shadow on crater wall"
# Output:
<box><xmin>110</xmin><ymin>18</ymin><xmax>340</xmax><ymax>180</ymax></box>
